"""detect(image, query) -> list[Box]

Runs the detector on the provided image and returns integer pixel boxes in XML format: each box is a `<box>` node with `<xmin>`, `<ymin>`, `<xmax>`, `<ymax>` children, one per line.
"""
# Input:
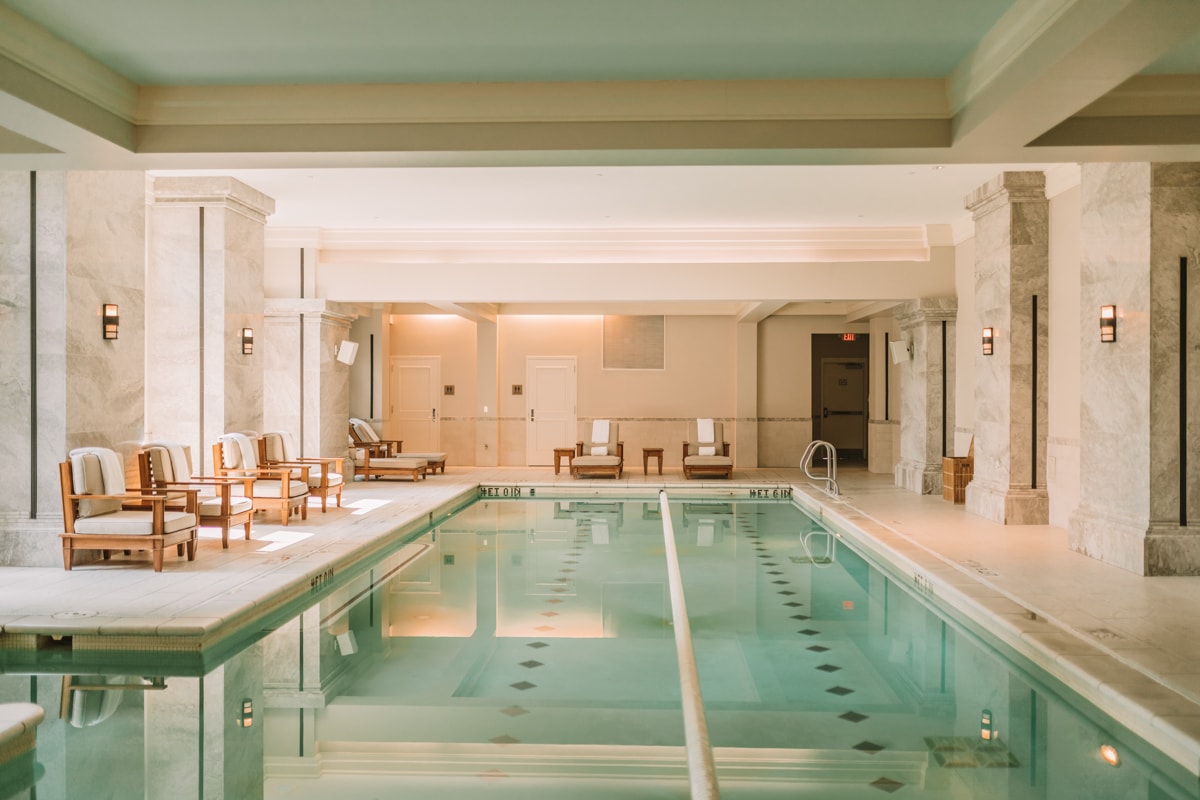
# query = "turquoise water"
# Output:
<box><xmin>1</xmin><ymin>496</ymin><xmax>1196</xmax><ymax>799</ymax></box>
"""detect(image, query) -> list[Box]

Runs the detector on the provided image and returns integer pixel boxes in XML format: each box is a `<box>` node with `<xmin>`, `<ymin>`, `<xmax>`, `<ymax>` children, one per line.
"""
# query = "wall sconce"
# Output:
<box><xmin>102</xmin><ymin>304</ymin><xmax>119</xmax><ymax>340</ymax></box>
<box><xmin>1100</xmin><ymin>305</ymin><xmax>1116</xmax><ymax>343</ymax></box>
<box><xmin>239</xmin><ymin>698</ymin><xmax>253</xmax><ymax>728</ymax></box>
<box><xmin>240</xmin><ymin>328</ymin><xmax>254</xmax><ymax>355</ymax></box>
<box><xmin>981</xmin><ymin>327</ymin><xmax>994</xmax><ymax>356</ymax></box>
<box><xmin>980</xmin><ymin>708</ymin><xmax>995</xmax><ymax>741</ymax></box>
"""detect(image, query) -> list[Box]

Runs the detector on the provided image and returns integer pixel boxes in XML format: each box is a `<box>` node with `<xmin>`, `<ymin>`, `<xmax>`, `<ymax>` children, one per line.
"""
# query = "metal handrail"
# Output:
<box><xmin>801</xmin><ymin>440</ymin><xmax>840</xmax><ymax>496</ymax></box>
<box><xmin>796</xmin><ymin>530</ymin><xmax>836</xmax><ymax>568</ymax></box>
<box><xmin>658</xmin><ymin>490</ymin><xmax>720</xmax><ymax>799</ymax></box>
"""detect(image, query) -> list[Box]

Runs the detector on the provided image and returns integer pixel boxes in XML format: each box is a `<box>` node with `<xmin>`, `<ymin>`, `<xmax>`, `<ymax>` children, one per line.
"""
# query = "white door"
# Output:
<box><xmin>819</xmin><ymin>358</ymin><xmax>867</xmax><ymax>453</ymax></box>
<box><xmin>525</xmin><ymin>357</ymin><xmax>576</xmax><ymax>466</ymax></box>
<box><xmin>390</xmin><ymin>356</ymin><xmax>441</xmax><ymax>452</ymax></box>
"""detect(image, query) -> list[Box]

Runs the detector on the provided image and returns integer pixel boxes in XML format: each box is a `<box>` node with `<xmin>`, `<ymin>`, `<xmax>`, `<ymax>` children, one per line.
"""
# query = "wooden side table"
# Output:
<box><xmin>642</xmin><ymin>447</ymin><xmax>664</xmax><ymax>476</ymax></box>
<box><xmin>553</xmin><ymin>447</ymin><xmax>575</xmax><ymax>475</ymax></box>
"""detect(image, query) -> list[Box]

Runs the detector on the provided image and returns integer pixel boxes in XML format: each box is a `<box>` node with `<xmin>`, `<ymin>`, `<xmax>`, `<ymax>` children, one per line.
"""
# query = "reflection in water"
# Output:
<box><xmin>0</xmin><ymin>499</ymin><xmax>1193</xmax><ymax>799</ymax></box>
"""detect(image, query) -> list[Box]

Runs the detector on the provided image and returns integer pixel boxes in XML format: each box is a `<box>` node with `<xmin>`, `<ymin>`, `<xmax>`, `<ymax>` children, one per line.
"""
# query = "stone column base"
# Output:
<box><xmin>966</xmin><ymin>482</ymin><xmax>1048</xmax><ymax>525</ymax></box>
<box><xmin>1072</xmin><ymin>507</ymin><xmax>1200</xmax><ymax>575</ymax></box>
<box><xmin>894</xmin><ymin>459</ymin><xmax>941</xmax><ymax>495</ymax></box>
<box><xmin>0</xmin><ymin>516</ymin><xmax>66</xmax><ymax>567</ymax></box>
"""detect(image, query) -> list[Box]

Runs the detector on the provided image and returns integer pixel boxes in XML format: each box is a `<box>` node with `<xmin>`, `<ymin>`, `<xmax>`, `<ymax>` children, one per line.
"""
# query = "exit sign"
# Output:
<box><xmin>842</xmin><ymin>333</ymin><xmax>856</xmax><ymax>341</ymax></box>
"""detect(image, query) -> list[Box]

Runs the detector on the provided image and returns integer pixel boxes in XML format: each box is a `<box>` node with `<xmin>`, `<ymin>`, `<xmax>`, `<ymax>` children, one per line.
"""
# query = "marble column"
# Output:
<box><xmin>147</xmin><ymin>177</ymin><xmax>274</xmax><ymax>473</ymax></box>
<box><xmin>264</xmin><ymin>300</ymin><xmax>354</xmax><ymax>461</ymax></box>
<box><xmin>0</xmin><ymin>171</ymin><xmax>147</xmax><ymax>566</ymax></box>
<box><xmin>476</xmin><ymin>319</ymin><xmax>499</xmax><ymax>467</ymax></box>
<box><xmin>964</xmin><ymin>172</ymin><xmax>1049</xmax><ymax>525</ymax></box>
<box><xmin>893</xmin><ymin>298</ymin><xmax>957</xmax><ymax>494</ymax></box>
<box><xmin>1069</xmin><ymin>163</ymin><xmax>1200</xmax><ymax>575</ymax></box>
<box><xmin>735</xmin><ymin>322</ymin><xmax>759</xmax><ymax>467</ymax></box>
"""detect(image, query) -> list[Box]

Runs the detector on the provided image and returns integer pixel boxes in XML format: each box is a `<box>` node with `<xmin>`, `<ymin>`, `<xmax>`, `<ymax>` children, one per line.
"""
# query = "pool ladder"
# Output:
<box><xmin>801</xmin><ymin>440</ymin><xmax>840</xmax><ymax>497</ymax></box>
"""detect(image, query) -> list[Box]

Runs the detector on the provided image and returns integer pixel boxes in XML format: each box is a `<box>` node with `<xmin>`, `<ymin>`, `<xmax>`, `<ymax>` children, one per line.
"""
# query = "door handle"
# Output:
<box><xmin>823</xmin><ymin>407</ymin><xmax>829</xmax><ymax>419</ymax></box>
<box><xmin>530</xmin><ymin>409</ymin><xmax>535</xmax><ymax>422</ymax></box>
<box><xmin>432</xmin><ymin>408</ymin><xmax>437</xmax><ymax>421</ymax></box>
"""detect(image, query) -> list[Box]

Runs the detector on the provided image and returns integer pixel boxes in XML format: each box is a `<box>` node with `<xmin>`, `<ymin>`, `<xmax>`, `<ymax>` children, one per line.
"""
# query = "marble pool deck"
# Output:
<box><xmin>2</xmin><ymin>465</ymin><xmax>1200</xmax><ymax>774</ymax></box>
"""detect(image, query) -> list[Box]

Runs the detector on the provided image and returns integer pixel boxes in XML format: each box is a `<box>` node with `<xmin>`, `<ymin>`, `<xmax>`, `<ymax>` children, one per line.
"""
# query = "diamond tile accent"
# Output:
<box><xmin>807</xmin><ymin>644</ymin><xmax>829</xmax><ymax>652</ymax></box>
<box><xmin>499</xmin><ymin>706</ymin><xmax>529</xmax><ymax>717</ymax></box>
<box><xmin>771</xmin><ymin>580</ymin><xmax>790</xmax><ymax>585</ymax></box>
<box><xmin>767</xmin><ymin>571</ymin><xmax>784</xmax><ymax>575</ymax></box>
<box><xmin>563</xmin><ymin>560</ymin><xmax>578</xmax><ymax>564</ymax></box>
<box><xmin>552</xmin><ymin>587</ymin><xmax>568</xmax><ymax>593</ymax></box>
<box><xmin>560</xmin><ymin>568</ymin><xmax>575</xmax><ymax>573</ymax></box>
<box><xmin>790</xmin><ymin>614</ymin><xmax>811</xmax><ymax>620</ymax></box>
<box><xmin>545</xmin><ymin>599</ymin><xmax>563</xmax><ymax>605</ymax></box>
<box><xmin>527</xmin><ymin>641</ymin><xmax>549</xmax><ymax>648</ymax></box>
<box><xmin>491</xmin><ymin>734</ymin><xmax>520</xmax><ymax>744</ymax></box>
<box><xmin>541</xmin><ymin>611</ymin><xmax>559</xmax><ymax>617</ymax></box>
<box><xmin>816</xmin><ymin>663</ymin><xmax>841</xmax><ymax>672</ymax></box>
<box><xmin>839</xmin><ymin>711</ymin><xmax>868</xmax><ymax>723</ymax></box>
<box><xmin>783</xmin><ymin>602</ymin><xmax>805</xmax><ymax>607</ymax></box>
<box><xmin>535</xmin><ymin>625</ymin><xmax>555</xmax><ymax>631</ymax></box>
<box><xmin>510</xmin><ymin>681</ymin><xmax>536</xmax><ymax>690</ymax></box>
<box><xmin>870</xmin><ymin>777</ymin><xmax>904</xmax><ymax>793</ymax></box>
<box><xmin>778</xmin><ymin>590</ymin><xmax>796</xmax><ymax>596</ymax></box>
<box><xmin>853</xmin><ymin>741</ymin><xmax>884</xmax><ymax>754</ymax></box>
<box><xmin>797</xmin><ymin>628</ymin><xmax>820</xmax><ymax>635</ymax></box>
<box><xmin>826</xmin><ymin>685</ymin><xmax>854</xmax><ymax>696</ymax></box>
<box><xmin>519</xmin><ymin>660</ymin><xmax>543</xmax><ymax>669</ymax></box>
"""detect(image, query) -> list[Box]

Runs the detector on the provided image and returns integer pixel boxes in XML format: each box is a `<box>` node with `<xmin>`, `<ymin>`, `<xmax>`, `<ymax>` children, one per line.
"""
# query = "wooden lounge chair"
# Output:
<box><xmin>259</xmin><ymin>431</ymin><xmax>344</xmax><ymax>511</ymax></box>
<box><xmin>139</xmin><ymin>442</ymin><xmax>254</xmax><ymax>549</ymax></box>
<box><xmin>59</xmin><ymin>447</ymin><xmax>199</xmax><ymax>572</ymax></box>
<box><xmin>682</xmin><ymin>419</ymin><xmax>733</xmax><ymax>479</ymax></box>
<box><xmin>212</xmin><ymin>433</ymin><xmax>309</xmax><ymax>525</ymax></box>
<box><xmin>570</xmin><ymin>420</ymin><xmax>623</xmax><ymax>478</ymax></box>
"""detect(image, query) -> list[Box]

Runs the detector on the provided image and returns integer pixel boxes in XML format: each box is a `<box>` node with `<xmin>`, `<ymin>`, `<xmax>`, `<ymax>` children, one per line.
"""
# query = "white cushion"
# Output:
<box><xmin>399</xmin><ymin>452</ymin><xmax>446</xmax><ymax>463</ymax></box>
<box><xmin>304</xmin><ymin>468</ymin><xmax>343</xmax><ymax>488</ymax></box>
<box><xmin>198</xmin><ymin>496</ymin><xmax>253</xmax><ymax>517</ymax></box>
<box><xmin>572</xmin><ymin>455</ymin><xmax>621</xmax><ymax>466</ymax></box>
<box><xmin>684</xmin><ymin>455</ymin><xmax>733</xmax><ymax>466</ymax></box>
<box><xmin>73</xmin><ymin>510</ymin><xmax>196</xmax><ymax>535</ymax></box>
<box><xmin>249</xmin><ymin>479</ymin><xmax>310</xmax><ymax>499</ymax></box>
<box><xmin>364</xmin><ymin>457</ymin><xmax>427</xmax><ymax>469</ymax></box>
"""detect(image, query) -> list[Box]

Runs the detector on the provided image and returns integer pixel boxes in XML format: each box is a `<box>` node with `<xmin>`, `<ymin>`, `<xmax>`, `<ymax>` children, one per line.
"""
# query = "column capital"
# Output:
<box><xmin>964</xmin><ymin>171</ymin><xmax>1046</xmax><ymax>219</ymax></box>
<box><xmin>893</xmin><ymin>296</ymin><xmax>957</xmax><ymax>327</ymax></box>
<box><xmin>152</xmin><ymin>176</ymin><xmax>275</xmax><ymax>223</ymax></box>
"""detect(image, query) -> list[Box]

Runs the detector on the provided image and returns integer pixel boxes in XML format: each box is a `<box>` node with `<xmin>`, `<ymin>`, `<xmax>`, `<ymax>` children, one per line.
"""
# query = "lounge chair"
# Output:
<box><xmin>348</xmin><ymin>435</ymin><xmax>427</xmax><ymax>481</ymax></box>
<box><xmin>570</xmin><ymin>420</ymin><xmax>623</xmax><ymax>478</ymax></box>
<box><xmin>349</xmin><ymin>418</ymin><xmax>446</xmax><ymax>473</ymax></box>
<box><xmin>59</xmin><ymin>447</ymin><xmax>199</xmax><ymax>572</ymax></box>
<box><xmin>682</xmin><ymin>418</ymin><xmax>733</xmax><ymax>479</ymax></box>
<box><xmin>259</xmin><ymin>431</ymin><xmax>345</xmax><ymax>511</ymax></box>
<box><xmin>138</xmin><ymin>442</ymin><xmax>254</xmax><ymax>549</ymax></box>
<box><xmin>212</xmin><ymin>433</ymin><xmax>309</xmax><ymax>525</ymax></box>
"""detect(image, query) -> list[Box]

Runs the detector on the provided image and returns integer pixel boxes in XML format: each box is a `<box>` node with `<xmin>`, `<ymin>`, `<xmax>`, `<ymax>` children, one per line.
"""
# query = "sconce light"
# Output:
<box><xmin>980</xmin><ymin>708</ymin><xmax>995</xmax><ymax>741</ymax></box>
<box><xmin>102</xmin><ymin>304</ymin><xmax>119</xmax><ymax>340</ymax></box>
<box><xmin>1100</xmin><ymin>305</ymin><xmax>1116</xmax><ymax>343</ymax></box>
<box><xmin>240</xmin><ymin>328</ymin><xmax>254</xmax><ymax>355</ymax></box>
<box><xmin>239</xmin><ymin>698</ymin><xmax>253</xmax><ymax>728</ymax></box>
<box><xmin>1099</xmin><ymin>743</ymin><xmax>1121</xmax><ymax>767</ymax></box>
<box><xmin>981</xmin><ymin>327</ymin><xmax>994</xmax><ymax>356</ymax></box>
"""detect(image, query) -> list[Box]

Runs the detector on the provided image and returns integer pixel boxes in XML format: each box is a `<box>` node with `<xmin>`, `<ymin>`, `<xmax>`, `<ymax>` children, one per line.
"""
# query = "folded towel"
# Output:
<box><xmin>70</xmin><ymin>447</ymin><xmax>126</xmax><ymax>494</ymax></box>
<box><xmin>697</xmin><ymin>418</ymin><xmax>714</xmax><ymax>443</ymax></box>
<box><xmin>699</xmin><ymin>446</ymin><xmax>716</xmax><ymax>456</ymax></box>
<box><xmin>592</xmin><ymin>419</ymin><xmax>609</xmax><ymax>443</ymax></box>
<box><xmin>590</xmin><ymin>446</ymin><xmax>608</xmax><ymax>456</ymax></box>
<box><xmin>591</xmin><ymin>518</ymin><xmax>609</xmax><ymax>544</ymax></box>
<box><xmin>697</xmin><ymin>520</ymin><xmax>715</xmax><ymax>547</ymax></box>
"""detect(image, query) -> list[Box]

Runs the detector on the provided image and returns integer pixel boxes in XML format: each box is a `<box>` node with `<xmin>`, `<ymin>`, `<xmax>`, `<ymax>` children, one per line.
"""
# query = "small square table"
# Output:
<box><xmin>642</xmin><ymin>447</ymin><xmax>664</xmax><ymax>476</ymax></box>
<box><xmin>553</xmin><ymin>447</ymin><xmax>576</xmax><ymax>475</ymax></box>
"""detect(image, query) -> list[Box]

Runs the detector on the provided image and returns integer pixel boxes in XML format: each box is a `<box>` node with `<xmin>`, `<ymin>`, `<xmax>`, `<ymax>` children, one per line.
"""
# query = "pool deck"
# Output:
<box><xmin>2</xmin><ymin>465</ymin><xmax>1200</xmax><ymax>773</ymax></box>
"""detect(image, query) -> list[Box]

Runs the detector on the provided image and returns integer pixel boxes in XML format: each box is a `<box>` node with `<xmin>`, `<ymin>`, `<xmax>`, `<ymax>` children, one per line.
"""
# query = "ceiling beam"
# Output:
<box><xmin>736</xmin><ymin>301</ymin><xmax>789</xmax><ymax>324</ymax></box>
<box><xmin>428</xmin><ymin>302</ymin><xmax>498</xmax><ymax>323</ymax></box>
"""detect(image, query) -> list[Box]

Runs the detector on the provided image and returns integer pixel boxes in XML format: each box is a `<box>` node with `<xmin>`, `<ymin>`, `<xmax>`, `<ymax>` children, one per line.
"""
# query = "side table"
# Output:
<box><xmin>553</xmin><ymin>447</ymin><xmax>575</xmax><ymax>475</ymax></box>
<box><xmin>642</xmin><ymin>447</ymin><xmax>664</xmax><ymax>476</ymax></box>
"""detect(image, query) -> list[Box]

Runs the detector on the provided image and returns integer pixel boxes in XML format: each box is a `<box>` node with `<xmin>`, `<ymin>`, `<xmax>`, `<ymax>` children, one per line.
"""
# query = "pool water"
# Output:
<box><xmin>1</xmin><ymin>497</ymin><xmax>1196</xmax><ymax>799</ymax></box>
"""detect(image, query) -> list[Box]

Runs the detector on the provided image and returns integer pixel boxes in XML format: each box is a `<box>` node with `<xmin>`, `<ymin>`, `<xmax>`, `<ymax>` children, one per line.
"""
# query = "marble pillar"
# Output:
<box><xmin>147</xmin><ymin>177</ymin><xmax>274</xmax><ymax>473</ymax></box>
<box><xmin>264</xmin><ymin>300</ymin><xmax>354</xmax><ymax>461</ymax></box>
<box><xmin>0</xmin><ymin>171</ymin><xmax>147</xmax><ymax>566</ymax></box>
<box><xmin>893</xmin><ymin>298</ymin><xmax>957</xmax><ymax>494</ymax></box>
<box><xmin>964</xmin><ymin>172</ymin><xmax>1050</xmax><ymax>525</ymax></box>
<box><xmin>1070</xmin><ymin>163</ymin><xmax>1200</xmax><ymax>575</ymax></box>
<box><xmin>735</xmin><ymin>322</ymin><xmax>759</xmax><ymax>467</ymax></box>
<box><xmin>476</xmin><ymin>319</ymin><xmax>499</xmax><ymax>467</ymax></box>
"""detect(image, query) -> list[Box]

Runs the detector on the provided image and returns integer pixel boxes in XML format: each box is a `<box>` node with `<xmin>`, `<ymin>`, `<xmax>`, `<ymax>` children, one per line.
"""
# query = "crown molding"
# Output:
<box><xmin>268</xmin><ymin>225</ymin><xmax>932</xmax><ymax>264</ymax></box>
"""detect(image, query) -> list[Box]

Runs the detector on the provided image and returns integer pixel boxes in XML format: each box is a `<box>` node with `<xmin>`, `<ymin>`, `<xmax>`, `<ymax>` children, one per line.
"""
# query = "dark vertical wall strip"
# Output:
<box><xmin>1031</xmin><ymin>295</ymin><xmax>1038</xmax><ymax>489</ymax></box>
<box><xmin>941</xmin><ymin>320</ymin><xmax>947</xmax><ymax>457</ymax></box>
<box><xmin>1029</xmin><ymin>690</ymin><xmax>1038</xmax><ymax>786</ymax></box>
<box><xmin>298</xmin><ymin>621</ymin><xmax>305</xmax><ymax>756</ymax></box>
<box><xmin>1182</xmin><ymin>257</ymin><xmax>1189</xmax><ymax>526</ymax></box>
<box><xmin>198</xmin><ymin>675</ymin><xmax>205</xmax><ymax>798</ymax></box>
<box><xmin>299</xmin><ymin>249</ymin><xmax>306</xmax><ymax>454</ymax></box>
<box><xmin>884</xmin><ymin>333</ymin><xmax>889</xmax><ymax>422</ymax></box>
<box><xmin>369</xmin><ymin>334</ymin><xmax>376</xmax><ymax>419</ymax></box>
<box><xmin>29</xmin><ymin>172</ymin><xmax>37</xmax><ymax>518</ymax></box>
<box><xmin>198</xmin><ymin>208</ymin><xmax>206</xmax><ymax>468</ymax></box>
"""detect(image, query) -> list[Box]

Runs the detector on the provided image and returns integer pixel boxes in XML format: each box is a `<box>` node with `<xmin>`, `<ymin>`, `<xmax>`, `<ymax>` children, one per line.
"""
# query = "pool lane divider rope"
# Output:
<box><xmin>658</xmin><ymin>489</ymin><xmax>720</xmax><ymax>799</ymax></box>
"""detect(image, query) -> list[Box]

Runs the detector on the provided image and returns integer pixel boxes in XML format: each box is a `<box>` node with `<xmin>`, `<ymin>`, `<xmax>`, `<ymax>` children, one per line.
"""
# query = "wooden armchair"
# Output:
<box><xmin>682</xmin><ymin>419</ymin><xmax>733</xmax><ymax>479</ymax></box>
<box><xmin>59</xmin><ymin>447</ymin><xmax>199</xmax><ymax>572</ymax></box>
<box><xmin>570</xmin><ymin>420</ymin><xmax>624</xmax><ymax>478</ymax></box>
<box><xmin>258</xmin><ymin>431</ymin><xmax>344</xmax><ymax>512</ymax></box>
<box><xmin>139</xmin><ymin>442</ymin><xmax>254</xmax><ymax>549</ymax></box>
<box><xmin>212</xmin><ymin>433</ymin><xmax>309</xmax><ymax>525</ymax></box>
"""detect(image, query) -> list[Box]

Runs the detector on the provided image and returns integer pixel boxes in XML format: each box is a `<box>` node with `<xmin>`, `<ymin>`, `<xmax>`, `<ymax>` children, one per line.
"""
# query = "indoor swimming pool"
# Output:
<box><xmin>1</xmin><ymin>494</ymin><xmax>1196</xmax><ymax>799</ymax></box>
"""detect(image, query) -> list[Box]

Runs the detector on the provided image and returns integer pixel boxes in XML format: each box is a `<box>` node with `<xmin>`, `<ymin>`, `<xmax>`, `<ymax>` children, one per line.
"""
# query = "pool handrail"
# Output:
<box><xmin>658</xmin><ymin>489</ymin><xmax>720</xmax><ymax>800</ymax></box>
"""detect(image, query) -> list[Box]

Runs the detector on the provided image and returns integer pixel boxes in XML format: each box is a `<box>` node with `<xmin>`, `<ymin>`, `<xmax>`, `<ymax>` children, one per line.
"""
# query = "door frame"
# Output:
<box><xmin>524</xmin><ymin>356</ymin><xmax>577</xmax><ymax>466</ymax></box>
<box><xmin>387</xmin><ymin>355</ymin><xmax>442</xmax><ymax>450</ymax></box>
<box><xmin>818</xmin><ymin>356</ymin><xmax>868</xmax><ymax>458</ymax></box>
